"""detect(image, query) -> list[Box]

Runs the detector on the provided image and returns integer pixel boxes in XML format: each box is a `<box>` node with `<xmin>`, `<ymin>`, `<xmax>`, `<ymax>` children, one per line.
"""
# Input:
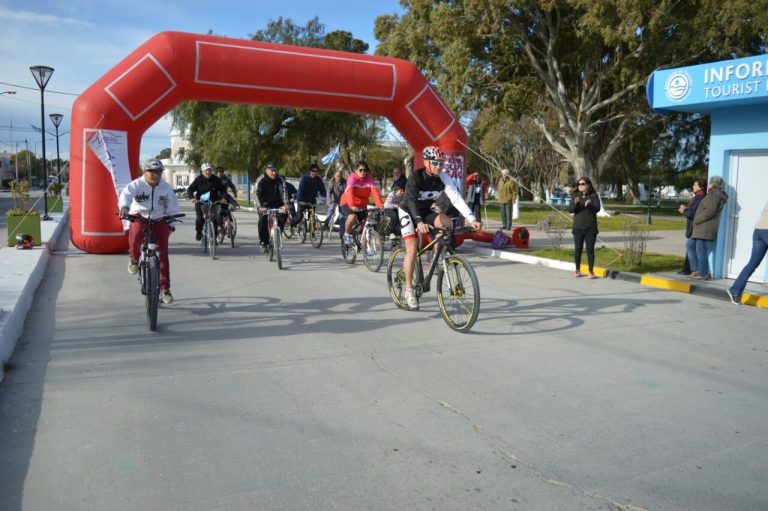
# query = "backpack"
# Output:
<box><xmin>491</xmin><ymin>229</ymin><xmax>508</xmax><ymax>250</ymax></box>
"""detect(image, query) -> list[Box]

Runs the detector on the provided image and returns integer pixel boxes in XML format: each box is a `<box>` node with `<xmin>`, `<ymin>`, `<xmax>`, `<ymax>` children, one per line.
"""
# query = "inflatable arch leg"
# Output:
<box><xmin>69</xmin><ymin>31</ymin><xmax>467</xmax><ymax>254</ymax></box>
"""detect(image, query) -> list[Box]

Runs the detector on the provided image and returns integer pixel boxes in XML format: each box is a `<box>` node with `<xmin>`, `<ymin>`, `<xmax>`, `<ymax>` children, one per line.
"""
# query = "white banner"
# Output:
<box><xmin>86</xmin><ymin>130</ymin><xmax>132</xmax><ymax>195</ymax></box>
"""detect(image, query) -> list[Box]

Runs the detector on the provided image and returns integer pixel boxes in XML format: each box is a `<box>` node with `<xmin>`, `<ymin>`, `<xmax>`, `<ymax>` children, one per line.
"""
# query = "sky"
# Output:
<box><xmin>0</xmin><ymin>0</ymin><xmax>405</xmax><ymax>163</ymax></box>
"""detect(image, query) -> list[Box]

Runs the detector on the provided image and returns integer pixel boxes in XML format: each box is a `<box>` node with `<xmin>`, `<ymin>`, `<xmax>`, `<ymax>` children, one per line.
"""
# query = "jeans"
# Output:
<box><xmin>572</xmin><ymin>228</ymin><xmax>597</xmax><ymax>272</ymax></box>
<box><xmin>728</xmin><ymin>228</ymin><xmax>768</xmax><ymax>299</ymax></box>
<box><xmin>500</xmin><ymin>202</ymin><xmax>512</xmax><ymax>229</ymax></box>
<box><xmin>688</xmin><ymin>238</ymin><xmax>714</xmax><ymax>276</ymax></box>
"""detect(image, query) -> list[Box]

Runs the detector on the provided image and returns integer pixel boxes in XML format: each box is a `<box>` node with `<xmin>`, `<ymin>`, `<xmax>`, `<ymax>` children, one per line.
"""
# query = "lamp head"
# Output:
<box><xmin>49</xmin><ymin>113</ymin><xmax>64</xmax><ymax>127</ymax></box>
<box><xmin>30</xmin><ymin>65</ymin><xmax>55</xmax><ymax>89</ymax></box>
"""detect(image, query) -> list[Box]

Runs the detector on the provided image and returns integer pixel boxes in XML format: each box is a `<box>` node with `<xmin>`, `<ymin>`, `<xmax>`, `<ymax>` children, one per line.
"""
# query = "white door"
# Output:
<box><xmin>725</xmin><ymin>152</ymin><xmax>768</xmax><ymax>282</ymax></box>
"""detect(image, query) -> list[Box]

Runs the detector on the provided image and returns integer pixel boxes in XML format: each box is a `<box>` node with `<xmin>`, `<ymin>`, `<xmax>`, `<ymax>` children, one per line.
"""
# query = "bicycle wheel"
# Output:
<box><xmin>436</xmin><ymin>254</ymin><xmax>480</xmax><ymax>333</ymax></box>
<box><xmin>363</xmin><ymin>229</ymin><xmax>383</xmax><ymax>272</ymax></box>
<box><xmin>217</xmin><ymin>217</ymin><xmax>226</xmax><ymax>245</ymax></box>
<box><xmin>309</xmin><ymin>216</ymin><xmax>323</xmax><ymax>248</ymax></box>
<box><xmin>201</xmin><ymin>224</ymin><xmax>208</xmax><ymax>254</ymax></box>
<box><xmin>386</xmin><ymin>247</ymin><xmax>408</xmax><ymax>309</ymax></box>
<box><xmin>146</xmin><ymin>256</ymin><xmax>160</xmax><ymax>331</ymax></box>
<box><xmin>207</xmin><ymin>219</ymin><xmax>217</xmax><ymax>260</ymax></box>
<box><xmin>297</xmin><ymin>220</ymin><xmax>307</xmax><ymax>244</ymax></box>
<box><xmin>343</xmin><ymin>234</ymin><xmax>358</xmax><ymax>264</ymax></box>
<box><xmin>229</xmin><ymin>215</ymin><xmax>237</xmax><ymax>247</ymax></box>
<box><xmin>283</xmin><ymin>223</ymin><xmax>294</xmax><ymax>239</ymax></box>
<box><xmin>272</xmin><ymin>226</ymin><xmax>283</xmax><ymax>269</ymax></box>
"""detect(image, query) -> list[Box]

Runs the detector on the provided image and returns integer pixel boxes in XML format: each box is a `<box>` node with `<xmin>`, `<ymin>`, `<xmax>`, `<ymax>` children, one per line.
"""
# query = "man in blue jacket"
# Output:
<box><xmin>293</xmin><ymin>163</ymin><xmax>327</xmax><ymax>227</ymax></box>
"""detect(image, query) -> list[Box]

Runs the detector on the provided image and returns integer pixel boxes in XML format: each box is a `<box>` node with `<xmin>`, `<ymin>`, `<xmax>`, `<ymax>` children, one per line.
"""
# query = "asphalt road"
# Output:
<box><xmin>1</xmin><ymin>200</ymin><xmax>766</xmax><ymax>511</ymax></box>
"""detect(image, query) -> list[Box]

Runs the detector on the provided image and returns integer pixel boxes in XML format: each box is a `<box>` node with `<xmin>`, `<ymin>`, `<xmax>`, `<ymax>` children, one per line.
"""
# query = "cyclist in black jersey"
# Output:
<box><xmin>397</xmin><ymin>146</ymin><xmax>482</xmax><ymax>310</ymax></box>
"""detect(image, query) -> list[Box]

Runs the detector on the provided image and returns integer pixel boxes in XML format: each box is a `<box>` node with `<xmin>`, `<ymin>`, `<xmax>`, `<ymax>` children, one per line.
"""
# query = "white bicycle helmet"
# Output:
<box><xmin>201</xmin><ymin>162</ymin><xmax>214</xmax><ymax>172</ymax></box>
<box><xmin>422</xmin><ymin>146</ymin><xmax>446</xmax><ymax>161</ymax></box>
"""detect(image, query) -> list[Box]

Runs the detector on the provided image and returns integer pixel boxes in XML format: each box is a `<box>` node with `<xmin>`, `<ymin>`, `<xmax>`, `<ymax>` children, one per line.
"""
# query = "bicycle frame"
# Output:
<box><xmin>414</xmin><ymin>230</ymin><xmax>452</xmax><ymax>294</ymax></box>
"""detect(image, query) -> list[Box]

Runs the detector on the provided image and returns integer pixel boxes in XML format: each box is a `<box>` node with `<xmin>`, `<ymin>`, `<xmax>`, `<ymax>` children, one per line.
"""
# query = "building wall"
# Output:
<box><xmin>709</xmin><ymin>104</ymin><xmax>768</xmax><ymax>277</ymax></box>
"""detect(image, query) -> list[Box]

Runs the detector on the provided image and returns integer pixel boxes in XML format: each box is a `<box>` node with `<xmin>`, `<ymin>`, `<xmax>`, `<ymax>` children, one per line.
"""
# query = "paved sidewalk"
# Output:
<box><xmin>470</xmin><ymin>218</ymin><xmax>767</xmax><ymax>308</ymax></box>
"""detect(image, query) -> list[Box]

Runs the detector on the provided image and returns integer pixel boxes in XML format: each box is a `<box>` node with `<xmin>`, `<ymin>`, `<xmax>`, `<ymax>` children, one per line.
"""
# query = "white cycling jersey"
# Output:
<box><xmin>118</xmin><ymin>176</ymin><xmax>181</xmax><ymax>220</ymax></box>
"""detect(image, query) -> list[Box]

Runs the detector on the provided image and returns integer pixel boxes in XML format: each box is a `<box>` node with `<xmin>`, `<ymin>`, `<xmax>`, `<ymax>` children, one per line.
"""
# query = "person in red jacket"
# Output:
<box><xmin>339</xmin><ymin>160</ymin><xmax>384</xmax><ymax>245</ymax></box>
<box><xmin>465</xmin><ymin>172</ymin><xmax>487</xmax><ymax>220</ymax></box>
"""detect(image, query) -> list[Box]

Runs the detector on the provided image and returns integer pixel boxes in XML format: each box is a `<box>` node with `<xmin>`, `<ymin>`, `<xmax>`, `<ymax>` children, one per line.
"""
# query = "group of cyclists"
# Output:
<box><xmin>118</xmin><ymin>145</ymin><xmax>482</xmax><ymax>312</ymax></box>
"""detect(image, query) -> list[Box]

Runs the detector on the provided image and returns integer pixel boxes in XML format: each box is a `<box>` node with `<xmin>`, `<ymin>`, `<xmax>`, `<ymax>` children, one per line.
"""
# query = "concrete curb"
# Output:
<box><xmin>460</xmin><ymin>242</ymin><xmax>767</xmax><ymax>309</ymax></box>
<box><xmin>0</xmin><ymin>207</ymin><xmax>69</xmax><ymax>382</ymax></box>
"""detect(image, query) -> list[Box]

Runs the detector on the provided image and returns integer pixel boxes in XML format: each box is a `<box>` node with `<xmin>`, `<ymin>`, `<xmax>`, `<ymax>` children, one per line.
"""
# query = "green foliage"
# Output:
<box><xmin>155</xmin><ymin>147</ymin><xmax>172</xmax><ymax>160</ymax></box>
<box><xmin>7</xmin><ymin>180</ymin><xmax>38</xmax><ymax>217</ymax></box>
<box><xmin>375</xmin><ymin>0</ymin><xmax>768</xmax><ymax>185</ymax></box>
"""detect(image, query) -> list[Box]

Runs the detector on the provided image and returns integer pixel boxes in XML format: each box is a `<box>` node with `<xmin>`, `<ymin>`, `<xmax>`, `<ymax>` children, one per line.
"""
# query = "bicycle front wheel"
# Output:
<box><xmin>386</xmin><ymin>247</ymin><xmax>409</xmax><ymax>309</ymax></box>
<box><xmin>146</xmin><ymin>257</ymin><xmax>160</xmax><ymax>331</ymax></box>
<box><xmin>271</xmin><ymin>226</ymin><xmax>282</xmax><ymax>268</ymax></box>
<box><xmin>207</xmin><ymin>220</ymin><xmax>217</xmax><ymax>260</ymax></box>
<box><xmin>363</xmin><ymin>229</ymin><xmax>383</xmax><ymax>272</ymax></box>
<box><xmin>201</xmin><ymin>226</ymin><xmax>208</xmax><ymax>254</ymax></box>
<box><xmin>309</xmin><ymin>217</ymin><xmax>323</xmax><ymax>248</ymax></box>
<box><xmin>297</xmin><ymin>220</ymin><xmax>307</xmax><ymax>244</ymax></box>
<box><xmin>436</xmin><ymin>254</ymin><xmax>480</xmax><ymax>333</ymax></box>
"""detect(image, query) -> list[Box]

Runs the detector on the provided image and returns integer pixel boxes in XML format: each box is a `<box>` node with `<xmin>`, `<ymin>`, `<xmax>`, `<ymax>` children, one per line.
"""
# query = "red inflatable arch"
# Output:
<box><xmin>69</xmin><ymin>31</ymin><xmax>467</xmax><ymax>254</ymax></box>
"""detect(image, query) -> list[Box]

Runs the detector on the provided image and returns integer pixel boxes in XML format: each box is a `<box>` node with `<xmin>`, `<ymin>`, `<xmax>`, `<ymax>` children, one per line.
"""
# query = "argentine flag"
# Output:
<box><xmin>321</xmin><ymin>144</ymin><xmax>341</xmax><ymax>165</ymax></box>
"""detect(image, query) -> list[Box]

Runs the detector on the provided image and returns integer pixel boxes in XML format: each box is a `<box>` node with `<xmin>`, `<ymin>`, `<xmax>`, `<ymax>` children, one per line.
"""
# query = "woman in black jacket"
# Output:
<box><xmin>568</xmin><ymin>177</ymin><xmax>601</xmax><ymax>278</ymax></box>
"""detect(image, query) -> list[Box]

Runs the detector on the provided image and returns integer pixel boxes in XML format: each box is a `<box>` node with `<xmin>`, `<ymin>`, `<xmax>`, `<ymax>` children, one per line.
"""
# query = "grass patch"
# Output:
<box><xmin>481</xmin><ymin>204</ymin><xmax>684</xmax><ymax>231</ymax></box>
<box><xmin>529</xmin><ymin>247</ymin><xmax>685</xmax><ymax>274</ymax></box>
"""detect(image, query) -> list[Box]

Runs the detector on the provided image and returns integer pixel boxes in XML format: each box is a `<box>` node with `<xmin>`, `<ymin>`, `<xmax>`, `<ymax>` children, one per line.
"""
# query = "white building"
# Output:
<box><xmin>160</xmin><ymin>128</ymin><xmax>248</xmax><ymax>193</ymax></box>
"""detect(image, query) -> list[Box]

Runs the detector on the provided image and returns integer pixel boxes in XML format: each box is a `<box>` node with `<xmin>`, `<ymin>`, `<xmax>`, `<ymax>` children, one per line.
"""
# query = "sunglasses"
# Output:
<box><xmin>430</xmin><ymin>160</ymin><xmax>445</xmax><ymax>167</ymax></box>
<box><xmin>357</xmin><ymin>168</ymin><xmax>369</xmax><ymax>172</ymax></box>
<box><xmin>578</xmin><ymin>182</ymin><xmax>587</xmax><ymax>186</ymax></box>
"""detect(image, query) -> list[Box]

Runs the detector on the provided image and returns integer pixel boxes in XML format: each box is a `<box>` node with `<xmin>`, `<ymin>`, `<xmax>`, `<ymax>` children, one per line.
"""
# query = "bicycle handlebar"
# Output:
<box><xmin>122</xmin><ymin>213</ymin><xmax>185</xmax><ymax>225</ymax></box>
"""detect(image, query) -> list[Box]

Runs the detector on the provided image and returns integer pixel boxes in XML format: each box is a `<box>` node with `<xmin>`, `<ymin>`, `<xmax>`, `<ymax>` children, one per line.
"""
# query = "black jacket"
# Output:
<box><xmin>187</xmin><ymin>175</ymin><xmax>225</xmax><ymax>202</ymax></box>
<box><xmin>297</xmin><ymin>174</ymin><xmax>327</xmax><ymax>204</ymax></box>
<box><xmin>682</xmin><ymin>191</ymin><xmax>705</xmax><ymax>238</ymax></box>
<box><xmin>327</xmin><ymin>178</ymin><xmax>346</xmax><ymax>203</ymax></box>
<box><xmin>256</xmin><ymin>175</ymin><xmax>285</xmax><ymax>209</ymax></box>
<box><xmin>568</xmin><ymin>191</ymin><xmax>601</xmax><ymax>232</ymax></box>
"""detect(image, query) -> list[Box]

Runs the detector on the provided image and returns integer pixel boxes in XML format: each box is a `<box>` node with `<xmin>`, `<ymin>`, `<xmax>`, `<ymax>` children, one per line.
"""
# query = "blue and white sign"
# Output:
<box><xmin>647</xmin><ymin>54</ymin><xmax>768</xmax><ymax>113</ymax></box>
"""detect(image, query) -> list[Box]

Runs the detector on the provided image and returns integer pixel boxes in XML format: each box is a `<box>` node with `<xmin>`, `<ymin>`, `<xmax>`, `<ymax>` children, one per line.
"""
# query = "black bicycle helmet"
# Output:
<box><xmin>15</xmin><ymin>233</ymin><xmax>34</xmax><ymax>249</ymax></box>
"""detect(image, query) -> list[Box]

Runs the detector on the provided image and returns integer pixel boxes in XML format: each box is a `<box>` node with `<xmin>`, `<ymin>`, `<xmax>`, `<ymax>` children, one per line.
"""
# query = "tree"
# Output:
<box><xmin>375</xmin><ymin>0</ymin><xmax>768</xmax><ymax>183</ymax></box>
<box><xmin>155</xmin><ymin>148</ymin><xmax>171</xmax><ymax>160</ymax></box>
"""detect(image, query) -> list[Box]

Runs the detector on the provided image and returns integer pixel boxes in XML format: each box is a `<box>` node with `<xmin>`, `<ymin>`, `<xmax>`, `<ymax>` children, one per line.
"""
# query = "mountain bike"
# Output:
<box><xmin>199</xmin><ymin>196</ymin><xmax>218</xmax><ymax>260</ymax></box>
<box><xmin>217</xmin><ymin>203</ymin><xmax>238</xmax><ymax>248</ymax></box>
<box><xmin>386</xmin><ymin>226</ymin><xmax>480</xmax><ymax>332</ymax></box>
<box><xmin>296</xmin><ymin>202</ymin><xmax>324</xmax><ymax>248</ymax></box>
<box><xmin>264</xmin><ymin>208</ymin><xmax>285</xmax><ymax>269</ymax></box>
<box><xmin>341</xmin><ymin>208</ymin><xmax>384</xmax><ymax>272</ymax></box>
<box><xmin>124</xmin><ymin>213</ymin><xmax>185</xmax><ymax>331</ymax></box>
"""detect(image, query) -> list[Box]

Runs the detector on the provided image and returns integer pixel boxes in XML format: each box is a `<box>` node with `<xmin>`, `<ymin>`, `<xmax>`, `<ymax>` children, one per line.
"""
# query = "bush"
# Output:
<box><xmin>623</xmin><ymin>218</ymin><xmax>649</xmax><ymax>266</ymax></box>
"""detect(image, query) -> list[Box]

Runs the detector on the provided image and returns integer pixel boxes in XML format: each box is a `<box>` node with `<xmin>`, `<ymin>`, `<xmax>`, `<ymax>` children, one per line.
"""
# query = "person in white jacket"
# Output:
<box><xmin>118</xmin><ymin>159</ymin><xmax>181</xmax><ymax>304</ymax></box>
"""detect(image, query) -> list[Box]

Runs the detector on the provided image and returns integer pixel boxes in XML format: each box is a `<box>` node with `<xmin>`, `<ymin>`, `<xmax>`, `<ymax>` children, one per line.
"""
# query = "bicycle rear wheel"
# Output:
<box><xmin>207</xmin><ymin>219</ymin><xmax>217</xmax><ymax>260</ymax></box>
<box><xmin>309</xmin><ymin>216</ymin><xmax>323</xmax><ymax>248</ymax></box>
<box><xmin>146</xmin><ymin>256</ymin><xmax>160</xmax><ymax>331</ymax></box>
<box><xmin>436</xmin><ymin>254</ymin><xmax>480</xmax><ymax>333</ymax></box>
<box><xmin>363</xmin><ymin>229</ymin><xmax>383</xmax><ymax>272</ymax></box>
<box><xmin>229</xmin><ymin>215</ymin><xmax>237</xmax><ymax>247</ymax></box>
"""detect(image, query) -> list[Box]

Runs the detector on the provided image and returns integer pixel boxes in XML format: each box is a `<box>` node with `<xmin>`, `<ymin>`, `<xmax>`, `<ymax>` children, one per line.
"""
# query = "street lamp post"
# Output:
<box><xmin>646</xmin><ymin>132</ymin><xmax>673</xmax><ymax>225</ymax></box>
<box><xmin>49</xmin><ymin>113</ymin><xmax>64</xmax><ymax>184</ymax></box>
<box><xmin>30</xmin><ymin>65</ymin><xmax>54</xmax><ymax>220</ymax></box>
